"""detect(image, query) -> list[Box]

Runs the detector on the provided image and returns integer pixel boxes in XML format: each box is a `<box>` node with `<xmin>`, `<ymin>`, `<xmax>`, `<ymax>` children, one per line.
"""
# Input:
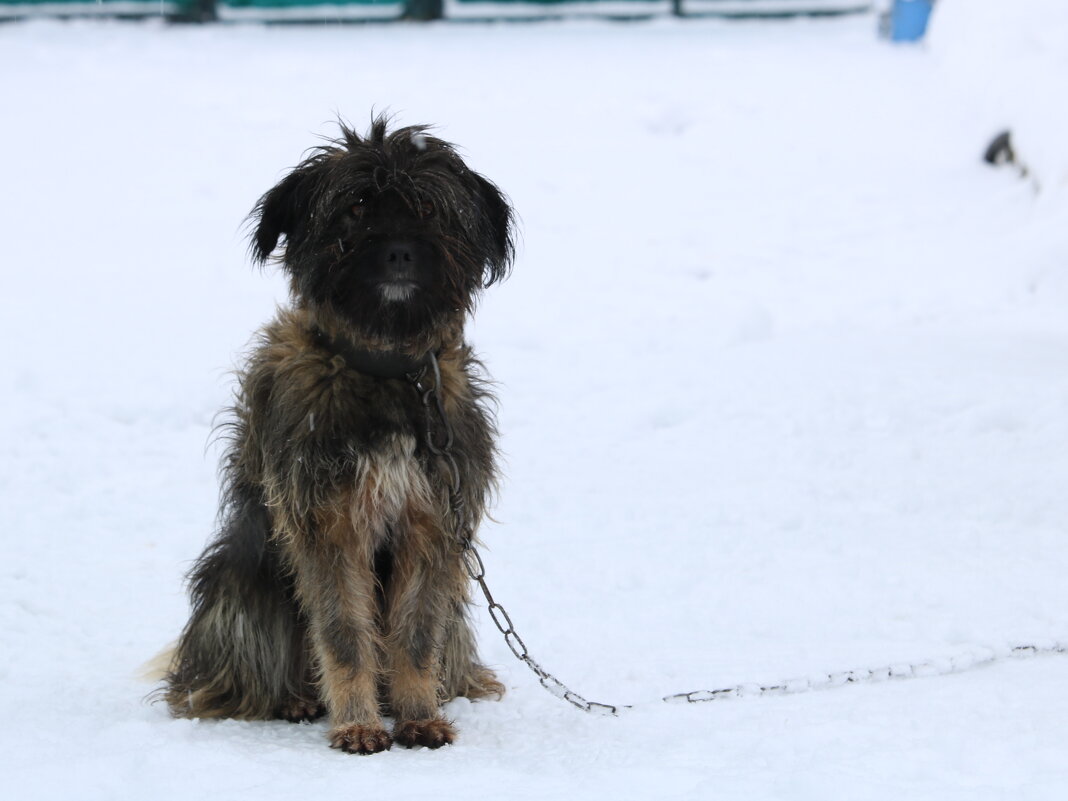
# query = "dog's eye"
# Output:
<box><xmin>350</xmin><ymin>199</ymin><xmax>365</xmax><ymax>218</ymax></box>
<box><xmin>419</xmin><ymin>198</ymin><xmax>435</xmax><ymax>218</ymax></box>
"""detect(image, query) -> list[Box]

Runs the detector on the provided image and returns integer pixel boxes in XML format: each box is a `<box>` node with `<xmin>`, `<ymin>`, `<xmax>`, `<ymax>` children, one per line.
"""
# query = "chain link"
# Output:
<box><xmin>412</xmin><ymin>354</ymin><xmax>1068</xmax><ymax>716</ymax></box>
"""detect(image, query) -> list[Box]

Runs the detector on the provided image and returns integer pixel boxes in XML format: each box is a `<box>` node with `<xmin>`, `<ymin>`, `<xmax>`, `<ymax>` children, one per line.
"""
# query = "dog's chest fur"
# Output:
<box><xmin>244</xmin><ymin>309</ymin><xmax>450</xmax><ymax>545</ymax></box>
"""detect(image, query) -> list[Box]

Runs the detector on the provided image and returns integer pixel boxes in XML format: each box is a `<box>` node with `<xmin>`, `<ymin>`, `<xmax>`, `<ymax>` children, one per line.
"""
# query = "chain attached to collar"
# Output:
<box><xmin>410</xmin><ymin>353</ymin><xmax>1068</xmax><ymax>716</ymax></box>
<box><xmin>409</xmin><ymin>352</ymin><xmax>624</xmax><ymax>715</ymax></box>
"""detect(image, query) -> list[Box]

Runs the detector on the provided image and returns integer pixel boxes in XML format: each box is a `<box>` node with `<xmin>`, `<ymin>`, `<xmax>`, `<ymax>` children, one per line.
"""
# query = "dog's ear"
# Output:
<box><xmin>250</xmin><ymin>165</ymin><xmax>319</xmax><ymax>264</ymax></box>
<box><xmin>471</xmin><ymin>172</ymin><xmax>515</xmax><ymax>287</ymax></box>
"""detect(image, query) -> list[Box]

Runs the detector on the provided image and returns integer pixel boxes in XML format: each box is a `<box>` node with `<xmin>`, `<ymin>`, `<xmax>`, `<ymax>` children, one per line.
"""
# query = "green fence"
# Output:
<box><xmin>0</xmin><ymin>0</ymin><xmax>870</xmax><ymax>21</ymax></box>
<box><xmin>217</xmin><ymin>0</ymin><xmax>402</xmax><ymax>21</ymax></box>
<box><xmin>0</xmin><ymin>0</ymin><xmax>199</xmax><ymax>18</ymax></box>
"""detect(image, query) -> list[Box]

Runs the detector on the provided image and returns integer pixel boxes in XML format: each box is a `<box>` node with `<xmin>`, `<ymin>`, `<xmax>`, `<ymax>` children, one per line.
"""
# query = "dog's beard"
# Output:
<box><xmin>379</xmin><ymin>282</ymin><xmax>418</xmax><ymax>303</ymax></box>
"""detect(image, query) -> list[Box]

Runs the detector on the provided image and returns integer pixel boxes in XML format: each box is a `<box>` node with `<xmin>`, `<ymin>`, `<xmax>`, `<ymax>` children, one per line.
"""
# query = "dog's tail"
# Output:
<box><xmin>163</xmin><ymin>483</ymin><xmax>310</xmax><ymax>720</ymax></box>
<box><xmin>139</xmin><ymin>642</ymin><xmax>177</xmax><ymax>684</ymax></box>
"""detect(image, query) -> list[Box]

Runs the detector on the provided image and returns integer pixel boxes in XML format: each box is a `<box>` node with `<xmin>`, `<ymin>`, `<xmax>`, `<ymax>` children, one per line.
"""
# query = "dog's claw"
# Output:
<box><xmin>329</xmin><ymin>724</ymin><xmax>393</xmax><ymax>754</ymax></box>
<box><xmin>393</xmin><ymin>718</ymin><xmax>456</xmax><ymax>749</ymax></box>
<box><xmin>279</xmin><ymin>698</ymin><xmax>325</xmax><ymax>723</ymax></box>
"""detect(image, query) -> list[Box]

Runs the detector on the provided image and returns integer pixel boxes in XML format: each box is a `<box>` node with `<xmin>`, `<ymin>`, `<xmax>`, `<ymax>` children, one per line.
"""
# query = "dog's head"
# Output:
<box><xmin>250</xmin><ymin>118</ymin><xmax>514</xmax><ymax>342</ymax></box>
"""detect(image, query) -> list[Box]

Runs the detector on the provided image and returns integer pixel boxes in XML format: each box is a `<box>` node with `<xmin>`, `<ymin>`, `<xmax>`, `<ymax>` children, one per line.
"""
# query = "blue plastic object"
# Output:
<box><xmin>891</xmin><ymin>0</ymin><xmax>934</xmax><ymax>42</ymax></box>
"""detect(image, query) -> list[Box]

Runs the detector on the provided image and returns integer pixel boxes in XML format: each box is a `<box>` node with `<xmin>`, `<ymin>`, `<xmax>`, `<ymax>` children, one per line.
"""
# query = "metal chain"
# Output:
<box><xmin>659</xmin><ymin>641</ymin><xmax>1068</xmax><ymax>707</ymax></box>
<box><xmin>411</xmin><ymin>355</ymin><xmax>1068</xmax><ymax>715</ymax></box>
<box><xmin>412</xmin><ymin>353</ymin><xmax>624</xmax><ymax>715</ymax></box>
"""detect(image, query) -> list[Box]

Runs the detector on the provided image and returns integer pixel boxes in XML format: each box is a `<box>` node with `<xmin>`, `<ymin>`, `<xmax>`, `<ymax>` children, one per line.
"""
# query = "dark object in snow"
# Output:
<box><xmin>982</xmin><ymin>130</ymin><xmax>1032</xmax><ymax>182</ymax></box>
<box><xmin>162</xmin><ymin>117</ymin><xmax>514</xmax><ymax>754</ymax></box>
<box><xmin>983</xmin><ymin>130</ymin><xmax>1016</xmax><ymax>166</ymax></box>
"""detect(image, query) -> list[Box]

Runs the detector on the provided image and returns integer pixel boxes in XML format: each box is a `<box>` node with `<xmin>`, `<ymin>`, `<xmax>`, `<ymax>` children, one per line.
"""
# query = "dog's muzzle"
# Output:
<box><xmin>376</xmin><ymin>239</ymin><xmax>428</xmax><ymax>302</ymax></box>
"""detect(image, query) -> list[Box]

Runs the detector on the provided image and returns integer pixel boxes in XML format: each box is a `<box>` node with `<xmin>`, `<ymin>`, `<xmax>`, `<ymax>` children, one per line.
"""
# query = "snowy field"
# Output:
<box><xmin>3</xmin><ymin>4</ymin><xmax>1068</xmax><ymax>799</ymax></box>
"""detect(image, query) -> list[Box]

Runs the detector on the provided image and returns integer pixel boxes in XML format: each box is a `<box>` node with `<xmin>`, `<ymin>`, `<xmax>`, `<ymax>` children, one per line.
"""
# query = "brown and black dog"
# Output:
<box><xmin>163</xmin><ymin>118</ymin><xmax>514</xmax><ymax>754</ymax></box>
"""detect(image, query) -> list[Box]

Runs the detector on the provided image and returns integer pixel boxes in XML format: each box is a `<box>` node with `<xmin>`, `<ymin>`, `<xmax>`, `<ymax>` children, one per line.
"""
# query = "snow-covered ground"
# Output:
<box><xmin>2</xmin><ymin>6</ymin><xmax>1067</xmax><ymax>799</ymax></box>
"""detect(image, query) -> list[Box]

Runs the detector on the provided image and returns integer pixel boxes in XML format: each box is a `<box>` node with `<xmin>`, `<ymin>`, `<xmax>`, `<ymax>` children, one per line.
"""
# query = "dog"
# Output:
<box><xmin>163</xmin><ymin>118</ymin><xmax>514</xmax><ymax>754</ymax></box>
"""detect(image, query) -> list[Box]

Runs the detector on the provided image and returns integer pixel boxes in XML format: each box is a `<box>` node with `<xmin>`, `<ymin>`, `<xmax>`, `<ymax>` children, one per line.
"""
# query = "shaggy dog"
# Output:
<box><xmin>163</xmin><ymin>118</ymin><xmax>514</xmax><ymax>753</ymax></box>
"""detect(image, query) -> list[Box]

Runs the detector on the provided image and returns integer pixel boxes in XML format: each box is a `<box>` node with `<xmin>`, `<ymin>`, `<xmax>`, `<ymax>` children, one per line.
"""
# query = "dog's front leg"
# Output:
<box><xmin>385</xmin><ymin>507</ymin><xmax>465</xmax><ymax>748</ymax></box>
<box><xmin>285</xmin><ymin>508</ymin><xmax>391</xmax><ymax>754</ymax></box>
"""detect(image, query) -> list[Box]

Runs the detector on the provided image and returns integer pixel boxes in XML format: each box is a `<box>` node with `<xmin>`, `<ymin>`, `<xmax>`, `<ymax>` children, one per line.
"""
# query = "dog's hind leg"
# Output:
<box><xmin>165</xmin><ymin>484</ymin><xmax>306</xmax><ymax>720</ymax></box>
<box><xmin>441</xmin><ymin>604</ymin><xmax>505</xmax><ymax>703</ymax></box>
<box><xmin>276</xmin><ymin>651</ymin><xmax>323</xmax><ymax>722</ymax></box>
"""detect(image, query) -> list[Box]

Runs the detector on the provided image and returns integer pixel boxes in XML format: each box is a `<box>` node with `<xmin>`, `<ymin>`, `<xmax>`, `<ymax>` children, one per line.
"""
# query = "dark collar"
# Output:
<box><xmin>312</xmin><ymin>328</ymin><xmax>430</xmax><ymax>380</ymax></box>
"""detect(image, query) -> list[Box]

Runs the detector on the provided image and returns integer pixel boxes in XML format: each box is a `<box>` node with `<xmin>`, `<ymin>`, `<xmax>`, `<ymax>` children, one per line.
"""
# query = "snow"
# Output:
<box><xmin>2</xmin><ymin>8</ymin><xmax>1068</xmax><ymax>800</ymax></box>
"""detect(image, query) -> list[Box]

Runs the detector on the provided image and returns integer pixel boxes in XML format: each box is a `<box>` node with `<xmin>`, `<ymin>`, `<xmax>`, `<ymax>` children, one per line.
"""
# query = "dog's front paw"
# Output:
<box><xmin>329</xmin><ymin>723</ymin><xmax>393</xmax><ymax>754</ymax></box>
<box><xmin>393</xmin><ymin>718</ymin><xmax>456</xmax><ymax>749</ymax></box>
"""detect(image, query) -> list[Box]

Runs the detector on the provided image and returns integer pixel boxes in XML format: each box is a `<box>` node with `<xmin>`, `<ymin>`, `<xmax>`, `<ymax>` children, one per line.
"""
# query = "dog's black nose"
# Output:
<box><xmin>380</xmin><ymin>241</ymin><xmax>421</xmax><ymax>282</ymax></box>
<box><xmin>385</xmin><ymin>243</ymin><xmax>415</xmax><ymax>266</ymax></box>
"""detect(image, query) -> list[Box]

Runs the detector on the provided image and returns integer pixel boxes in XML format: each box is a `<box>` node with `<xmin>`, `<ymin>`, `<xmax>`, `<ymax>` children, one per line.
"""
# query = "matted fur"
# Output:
<box><xmin>163</xmin><ymin>118</ymin><xmax>513</xmax><ymax>753</ymax></box>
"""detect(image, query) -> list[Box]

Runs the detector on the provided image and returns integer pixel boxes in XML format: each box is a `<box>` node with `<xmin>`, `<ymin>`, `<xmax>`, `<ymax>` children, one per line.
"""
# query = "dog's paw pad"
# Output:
<box><xmin>329</xmin><ymin>724</ymin><xmax>393</xmax><ymax>754</ymax></box>
<box><xmin>393</xmin><ymin>718</ymin><xmax>456</xmax><ymax>749</ymax></box>
<box><xmin>279</xmin><ymin>698</ymin><xmax>325</xmax><ymax>723</ymax></box>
